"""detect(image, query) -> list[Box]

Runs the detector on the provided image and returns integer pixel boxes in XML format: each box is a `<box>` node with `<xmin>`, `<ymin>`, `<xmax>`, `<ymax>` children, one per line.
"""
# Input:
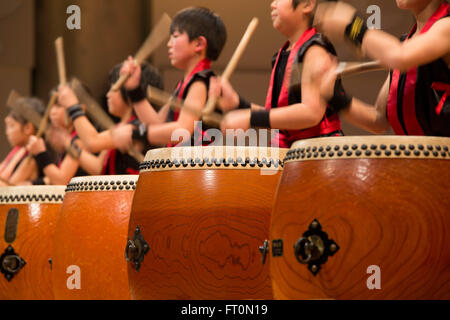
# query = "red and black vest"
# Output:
<box><xmin>265</xmin><ymin>28</ymin><xmax>342</xmax><ymax>148</ymax></box>
<box><xmin>387</xmin><ymin>2</ymin><xmax>450</xmax><ymax>136</ymax></box>
<box><xmin>167</xmin><ymin>58</ymin><xmax>215</xmax><ymax>147</ymax></box>
<box><xmin>102</xmin><ymin>116</ymin><xmax>141</xmax><ymax>175</ymax></box>
<box><xmin>0</xmin><ymin>146</ymin><xmax>28</xmax><ymax>176</ymax></box>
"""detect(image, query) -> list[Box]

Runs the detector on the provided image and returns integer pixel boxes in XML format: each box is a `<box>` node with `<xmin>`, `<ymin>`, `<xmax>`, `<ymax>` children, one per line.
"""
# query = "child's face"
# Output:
<box><xmin>167</xmin><ymin>29</ymin><xmax>198</xmax><ymax>69</ymax></box>
<box><xmin>45</xmin><ymin>125</ymin><xmax>68</xmax><ymax>153</ymax></box>
<box><xmin>270</xmin><ymin>0</ymin><xmax>302</xmax><ymax>35</ymax></box>
<box><xmin>50</xmin><ymin>100</ymin><xmax>70</xmax><ymax>129</ymax></box>
<box><xmin>4</xmin><ymin>115</ymin><xmax>29</xmax><ymax>147</ymax></box>
<box><xmin>106</xmin><ymin>89</ymin><xmax>129</xmax><ymax>118</ymax></box>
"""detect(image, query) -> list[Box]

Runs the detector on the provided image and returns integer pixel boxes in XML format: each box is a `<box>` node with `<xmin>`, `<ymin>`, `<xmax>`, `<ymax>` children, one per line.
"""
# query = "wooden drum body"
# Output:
<box><xmin>52</xmin><ymin>175</ymin><xmax>137</xmax><ymax>300</ymax></box>
<box><xmin>126</xmin><ymin>147</ymin><xmax>286</xmax><ymax>300</ymax></box>
<box><xmin>271</xmin><ymin>136</ymin><xmax>450</xmax><ymax>299</ymax></box>
<box><xmin>0</xmin><ymin>186</ymin><xmax>66</xmax><ymax>300</ymax></box>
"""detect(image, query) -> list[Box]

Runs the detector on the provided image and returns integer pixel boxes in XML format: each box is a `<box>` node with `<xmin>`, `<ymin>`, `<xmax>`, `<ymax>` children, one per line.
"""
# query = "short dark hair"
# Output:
<box><xmin>170</xmin><ymin>7</ymin><xmax>227</xmax><ymax>61</ymax></box>
<box><xmin>292</xmin><ymin>0</ymin><xmax>302</xmax><ymax>9</ymax></box>
<box><xmin>109</xmin><ymin>61</ymin><xmax>164</xmax><ymax>103</ymax></box>
<box><xmin>8</xmin><ymin>97</ymin><xmax>45</xmax><ymax>129</ymax></box>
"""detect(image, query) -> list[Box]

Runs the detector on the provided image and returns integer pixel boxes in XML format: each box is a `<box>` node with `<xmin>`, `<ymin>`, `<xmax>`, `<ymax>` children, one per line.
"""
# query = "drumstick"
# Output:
<box><xmin>55</xmin><ymin>37</ymin><xmax>67</xmax><ymax>85</ymax></box>
<box><xmin>36</xmin><ymin>92</ymin><xmax>58</xmax><ymax>139</ymax></box>
<box><xmin>202</xmin><ymin>17</ymin><xmax>259</xmax><ymax>116</ymax></box>
<box><xmin>69</xmin><ymin>78</ymin><xmax>145</xmax><ymax>163</ymax></box>
<box><xmin>336</xmin><ymin>61</ymin><xmax>386</xmax><ymax>77</ymax></box>
<box><xmin>70</xmin><ymin>78</ymin><xmax>115</xmax><ymax>130</ymax></box>
<box><xmin>6</xmin><ymin>89</ymin><xmax>21</xmax><ymax>108</ymax></box>
<box><xmin>55</xmin><ymin>36</ymin><xmax>71</xmax><ymax>126</ymax></box>
<box><xmin>22</xmin><ymin>93</ymin><xmax>58</xmax><ymax>163</ymax></box>
<box><xmin>111</xmin><ymin>13</ymin><xmax>172</xmax><ymax>92</ymax></box>
<box><xmin>146</xmin><ymin>86</ymin><xmax>222</xmax><ymax>128</ymax></box>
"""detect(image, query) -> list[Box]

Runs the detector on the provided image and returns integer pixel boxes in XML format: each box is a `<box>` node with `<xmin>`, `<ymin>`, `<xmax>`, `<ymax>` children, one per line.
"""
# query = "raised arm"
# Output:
<box><xmin>314</xmin><ymin>1</ymin><xmax>450</xmax><ymax>71</ymax></box>
<box><xmin>58</xmin><ymin>84</ymin><xmax>114</xmax><ymax>153</ymax></box>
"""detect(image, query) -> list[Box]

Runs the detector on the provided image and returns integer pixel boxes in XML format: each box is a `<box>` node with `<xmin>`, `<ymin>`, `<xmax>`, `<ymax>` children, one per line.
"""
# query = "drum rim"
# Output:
<box><xmin>141</xmin><ymin>147</ymin><xmax>288</xmax><ymax>172</ymax></box>
<box><xmin>285</xmin><ymin>136</ymin><xmax>450</xmax><ymax>162</ymax></box>
<box><xmin>66</xmin><ymin>175</ymin><xmax>138</xmax><ymax>193</ymax></box>
<box><xmin>0</xmin><ymin>185</ymin><xmax>66</xmax><ymax>204</ymax></box>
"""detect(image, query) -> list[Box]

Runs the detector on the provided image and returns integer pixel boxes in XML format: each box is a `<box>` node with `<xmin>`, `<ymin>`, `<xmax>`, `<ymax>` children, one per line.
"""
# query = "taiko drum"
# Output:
<box><xmin>126</xmin><ymin>146</ymin><xmax>287</xmax><ymax>300</ymax></box>
<box><xmin>52</xmin><ymin>175</ymin><xmax>137</xmax><ymax>300</ymax></box>
<box><xmin>0</xmin><ymin>185</ymin><xmax>66</xmax><ymax>300</ymax></box>
<box><xmin>271</xmin><ymin>136</ymin><xmax>450</xmax><ymax>299</ymax></box>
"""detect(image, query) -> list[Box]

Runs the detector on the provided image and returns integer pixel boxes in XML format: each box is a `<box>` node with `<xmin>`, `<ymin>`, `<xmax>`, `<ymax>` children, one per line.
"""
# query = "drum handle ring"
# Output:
<box><xmin>259</xmin><ymin>240</ymin><xmax>270</xmax><ymax>265</ymax></box>
<box><xmin>291</xmin><ymin>219</ymin><xmax>340</xmax><ymax>276</ymax></box>
<box><xmin>0</xmin><ymin>245</ymin><xmax>26</xmax><ymax>281</ymax></box>
<box><xmin>2</xmin><ymin>255</ymin><xmax>25</xmax><ymax>274</ymax></box>
<box><xmin>125</xmin><ymin>225</ymin><xmax>150</xmax><ymax>272</ymax></box>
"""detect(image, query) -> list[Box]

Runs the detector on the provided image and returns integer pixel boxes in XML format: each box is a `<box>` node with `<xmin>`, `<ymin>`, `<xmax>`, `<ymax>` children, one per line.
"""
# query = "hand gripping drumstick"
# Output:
<box><xmin>22</xmin><ymin>93</ymin><xmax>58</xmax><ymax>163</ymax></box>
<box><xmin>70</xmin><ymin>78</ymin><xmax>145</xmax><ymax>163</ymax></box>
<box><xmin>146</xmin><ymin>86</ymin><xmax>222</xmax><ymax>128</ymax></box>
<box><xmin>111</xmin><ymin>13</ymin><xmax>172</xmax><ymax>92</ymax></box>
<box><xmin>202</xmin><ymin>17</ymin><xmax>259</xmax><ymax>117</ymax></box>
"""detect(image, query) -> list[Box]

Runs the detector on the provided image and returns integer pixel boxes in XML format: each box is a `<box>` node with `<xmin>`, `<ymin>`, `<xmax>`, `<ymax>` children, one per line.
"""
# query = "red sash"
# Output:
<box><xmin>387</xmin><ymin>2</ymin><xmax>450</xmax><ymax>135</ymax></box>
<box><xmin>265</xmin><ymin>28</ymin><xmax>341</xmax><ymax>148</ymax></box>
<box><xmin>168</xmin><ymin>58</ymin><xmax>212</xmax><ymax>147</ymax></box>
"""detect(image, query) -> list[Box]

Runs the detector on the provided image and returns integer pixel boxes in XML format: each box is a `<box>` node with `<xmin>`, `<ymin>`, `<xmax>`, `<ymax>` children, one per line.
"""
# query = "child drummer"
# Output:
<box><xmin>112</xmin><ymin>6</ymin><xmax>227</xmax><ymax>148</ymax></box>
<box><xmin>56</xmin><ymin>62</ymin><xmax>164</xmax><ymax>175</ymax></box>
<box><xmin>209</xmin><ymin>0</ymin><xmax>346</xmax><ymax>148</ymax></box>
<box><xmin>0</xmin><ymin>97</ymin><xmax>45</xmax><ymax>186</ymax></box>
<box><xmin>314</xmin><ymin>0</ymin><xmax>450</xmax><ymax>136</ymax></box>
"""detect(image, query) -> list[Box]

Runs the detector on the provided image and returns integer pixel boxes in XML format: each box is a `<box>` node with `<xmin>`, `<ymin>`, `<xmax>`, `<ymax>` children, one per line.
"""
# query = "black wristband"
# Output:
<box><xmin>66</xmin><ymin>140</ymin><xmax>82</xmax><ymax>160</ymax></box>
<box><xmin>328</xmin><ymin>78</ymin><xmax>353</xmax><ymax>113</ymax></box>
<box><xmin>67</xmin><ymin>104</ymin><xmax>86</xmax><ymax>122</ymax></box>
<box><xmin>344</xmin><ymin>13</ymin><xmax>368</xmax><ymax>47</ymax></box>
<box><xmin>132</xmin><ymin>123</ymin><xmax>148</xmax><ymax>142</ymax></box>
<box><xmin>250</xmin><ymin>109</ymin><xmax>271</xmax><ymax>129</ymax></box>
<box><xmin>34</xmin><ymin>151</ymin><xmax>53</xmax><ymax>172</ymax></box>
<box><xmin>126</xmin><ymin>86</ymin><xmax>146</xmax><ymax>103</ymax></box>
<box><xmin>237</xmin><ymin>95</ymin><xmax>251</xmax><ymax>109</ymax></box>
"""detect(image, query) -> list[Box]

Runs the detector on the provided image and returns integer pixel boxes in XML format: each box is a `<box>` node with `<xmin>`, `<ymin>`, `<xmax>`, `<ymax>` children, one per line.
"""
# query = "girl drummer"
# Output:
<box><xmin>314</xmin><ymin>0</ymin><xmax>450</xmax><ymax>136</ymax></box>
<box><xmin>56</xmin><ymin>62</ymin><xmax>163</xmax><ymax>175</ymax></box>
<box><xmin>0</xmin><ymin>97</ymin><xmax>45</xmax><ymax>186</ymax></box>
<box><xmin>26</xmin><ymin>89</ymin><xmax>90</xmax><ymax>185</ymax></box>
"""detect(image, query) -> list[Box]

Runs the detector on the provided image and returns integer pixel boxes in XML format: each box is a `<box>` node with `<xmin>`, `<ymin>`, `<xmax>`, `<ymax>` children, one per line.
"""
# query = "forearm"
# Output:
<box><xmin>268</xmin><ymin>103</ymin><xmax>325</xmax><ymax>130</ymax></box>
<box><xmin>362</xmin><ymin>30</ymin><xmax>412</xmax><ymax>71</ymax></box>
<box><xmin>134</xmin><ymin>100</ymin><xmax>167</xmax><ymax>125</ymax></box>
<box><xmin>342</xmin><ymin>98</ymin><xmax>390</xmax><ymax>134</ymax></box>
<box><xmin>78</xmin><ymin>150</ymin><xmax>105</xmax><ymax>176</ymax></box>
<box><xmin>147</xmin><ymin>121</ymin><xmax>193</xmax><ymax>146</ymax></box>
<box><xmin>9</xmin><ymin>158</ymin><xmax>37</xmax><ymax>184</ymax></box>
<box><xmin>43</xmin><ymin>157</ymin><xmax>79</xmax><ymax>185</ymax></box>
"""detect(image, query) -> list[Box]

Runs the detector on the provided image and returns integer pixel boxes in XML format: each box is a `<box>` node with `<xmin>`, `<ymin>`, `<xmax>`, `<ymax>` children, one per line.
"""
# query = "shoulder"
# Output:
<box><xmin>298</xmin><ymin>33</ymin><xmax>337</xmax><ymax>62</ymax></box>
<box><xmin>430</xmin><ymin>15</ymin><xmax>450</xmax><ymax>33</ymax></box>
